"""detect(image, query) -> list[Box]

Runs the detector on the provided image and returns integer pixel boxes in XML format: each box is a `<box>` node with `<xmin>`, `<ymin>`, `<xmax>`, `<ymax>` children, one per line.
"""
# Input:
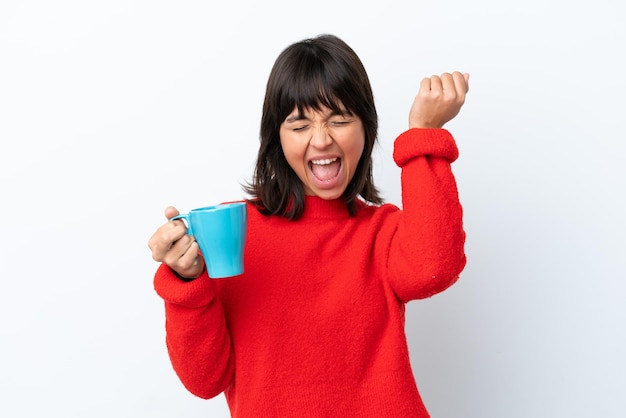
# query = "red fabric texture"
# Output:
<box><xmin>154</xmin><ymin>128</ymin><xmax>466</xmax><ymax>417</ymax></box>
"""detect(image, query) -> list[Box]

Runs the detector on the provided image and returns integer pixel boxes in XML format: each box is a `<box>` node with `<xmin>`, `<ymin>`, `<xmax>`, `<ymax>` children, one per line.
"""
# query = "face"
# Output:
<box><xmin>279</xmin><ymin>105</ymin><xmax>365</xmax><ymax>200</ymax></box>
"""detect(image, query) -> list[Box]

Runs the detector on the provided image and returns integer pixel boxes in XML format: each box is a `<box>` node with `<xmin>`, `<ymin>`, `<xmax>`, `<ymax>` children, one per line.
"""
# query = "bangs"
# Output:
<box><xmin>278</xmin><ymin>52</ymin><xmax>357</xmax><ymax>118</ymax></box>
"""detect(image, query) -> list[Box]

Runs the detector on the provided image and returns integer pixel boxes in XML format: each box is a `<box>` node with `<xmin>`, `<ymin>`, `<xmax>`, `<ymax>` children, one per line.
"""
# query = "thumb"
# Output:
<box><xmin>164</xmin><ymin>206</ymin><xmax>180</xmax><ymax>220</ymax></box>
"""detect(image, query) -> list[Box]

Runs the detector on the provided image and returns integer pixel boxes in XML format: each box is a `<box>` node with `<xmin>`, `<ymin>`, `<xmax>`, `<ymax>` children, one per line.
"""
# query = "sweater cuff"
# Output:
<box><xmin>393</xmin><ymin>128</ymin><xmax>459</xmax><ymax>167</ymax></box>
<box><xmin>153</xmin><ymin>263</ymin><xmax>217</xmax><ymax>308</ymax></box>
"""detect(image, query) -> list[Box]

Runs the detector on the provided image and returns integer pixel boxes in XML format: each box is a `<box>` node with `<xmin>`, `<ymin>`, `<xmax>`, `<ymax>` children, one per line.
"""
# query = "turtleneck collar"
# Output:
<box><xmin>300</xmin><ymin>195</ymin><xmax>358</xmax><ymax>219</ymax></box>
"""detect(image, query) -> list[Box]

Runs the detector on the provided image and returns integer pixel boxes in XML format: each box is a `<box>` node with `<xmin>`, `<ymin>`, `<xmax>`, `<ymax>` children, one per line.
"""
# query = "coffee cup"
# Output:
<box><xmin>170</xmin><ymin>202</ymin><xmax>247</xmax><ymax>278</ymax></box>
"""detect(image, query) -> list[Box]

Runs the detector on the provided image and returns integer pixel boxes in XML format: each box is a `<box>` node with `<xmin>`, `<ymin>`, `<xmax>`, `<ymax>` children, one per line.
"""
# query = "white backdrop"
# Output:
<box><xmin>1</xmin><ymin>1</ymin><xmax>624</xmax><ymax>417</ymax></box>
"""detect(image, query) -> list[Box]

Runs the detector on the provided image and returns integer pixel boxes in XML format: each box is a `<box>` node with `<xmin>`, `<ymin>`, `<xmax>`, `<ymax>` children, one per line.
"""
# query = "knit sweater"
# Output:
<box><xmin>153</xmin><ymin>128</ymin><xmax>466</xmax><ymax>417</ymax></box>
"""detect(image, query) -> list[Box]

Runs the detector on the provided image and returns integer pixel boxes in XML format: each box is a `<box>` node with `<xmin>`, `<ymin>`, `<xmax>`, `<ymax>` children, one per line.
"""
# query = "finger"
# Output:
<box><xmin>151</xmin><ymin>220</ymin><xmax>187</xmax><ymax>256</ymax></box>
<box><xmin>452</xmin><ymin>71</ymin><xmax>469</xmax><ymax>94</ymax></box>
<box><xmin>179</xmin><ymin>241</ymin><xmax>200</xmax><ymax>265</ymax></box>
<box><xmin>168</xmin><ymin>240</ymin><xmax>203</xmax><ymax>277</ymax></box>
<box><xmin>440</xmin><ymin>73</ymin><xmax>455</xmax><ymax>93</ymax></box>
<box><xmin>165</xmin><ymin>234</ymin><xmax>196</xmax><ymax>263</ymax></box>
<box><xmin>429</xmin><ymin>75</ymin><xmax>443</xmax><ymax>93</ymax></box>
<box><xmin>169</xmin><ymin>218</ymin><xmax>188</xmax><ymax>232</ymax></box>
<box><xmin>164</xmin><ymin>219</ymin><xmax>188</xmax><ymax>241</ymax></box>
<box><xmin>419</xmin><ymin>76</ymin><xmax>431</xmax><ymax>94</ymax></box>
<box><xmin>170</xmin><ymin>227</ymin><xmax>194</xmax><ymax>250</ymax></box>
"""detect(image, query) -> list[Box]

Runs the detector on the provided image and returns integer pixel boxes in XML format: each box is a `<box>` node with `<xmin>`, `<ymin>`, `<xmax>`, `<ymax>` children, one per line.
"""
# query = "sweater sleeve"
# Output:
<box><xmin>386</xmin><ymin>128</ymin><xmax>466</xmax><ymax>302</ymax></box>
<box><xmin>153</xmin><ymin>263</ymin><xmax>234</xmax><ymax>399</ymax></box>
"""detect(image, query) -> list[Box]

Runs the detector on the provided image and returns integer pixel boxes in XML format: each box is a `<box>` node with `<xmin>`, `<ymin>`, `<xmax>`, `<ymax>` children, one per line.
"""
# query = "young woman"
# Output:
<box><xmin>148</xmin><ymin>34</ymin><xmax>469</xmax><ymax>417</ymax></box>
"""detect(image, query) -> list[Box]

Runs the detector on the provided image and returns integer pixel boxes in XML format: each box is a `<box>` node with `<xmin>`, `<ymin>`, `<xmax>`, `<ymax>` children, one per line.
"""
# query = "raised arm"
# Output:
<box><xmin>386</xmin><ymin>72</ymin><xmax>469</xmax><ymax>302</ymax></box>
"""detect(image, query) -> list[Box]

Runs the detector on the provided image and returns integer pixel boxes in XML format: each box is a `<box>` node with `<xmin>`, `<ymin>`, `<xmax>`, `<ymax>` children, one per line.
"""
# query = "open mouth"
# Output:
<box><xmin>309</xmin><ymin>157</ymin><xmax>342</xmax><ymax>182</ymax></box>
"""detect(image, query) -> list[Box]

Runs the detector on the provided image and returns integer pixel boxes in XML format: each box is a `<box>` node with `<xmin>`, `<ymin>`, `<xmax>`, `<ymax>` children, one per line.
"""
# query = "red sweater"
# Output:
<box><xmin>154</xmin><ymin>128</ymin><xmax>466</xmax><ymax>417</ymax></box>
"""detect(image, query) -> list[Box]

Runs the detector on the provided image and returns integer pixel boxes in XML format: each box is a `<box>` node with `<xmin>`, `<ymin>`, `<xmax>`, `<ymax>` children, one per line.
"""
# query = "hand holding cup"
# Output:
<box><xmin>148</xmin><ymin>206</ymin><xmax>205</xmax><ymax>279</ymax></box>
<box><xmin>169</xmin><ymin>202</ymin><xmax>247</xmax><ymax>279</ymax></box>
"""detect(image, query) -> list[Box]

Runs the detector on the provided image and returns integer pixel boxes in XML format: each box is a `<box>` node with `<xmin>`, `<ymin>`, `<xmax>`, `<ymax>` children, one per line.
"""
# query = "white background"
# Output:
<box><xmin>1</xmin><ymin>1</ymin><xmax>625</xmax><ymax>417</ymax></box>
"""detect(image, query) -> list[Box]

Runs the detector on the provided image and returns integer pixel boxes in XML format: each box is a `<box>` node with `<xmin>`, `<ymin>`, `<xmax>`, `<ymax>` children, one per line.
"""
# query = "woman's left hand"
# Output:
<box><xmin>408</xmin><ymin>71</ymin><xmax>470</xmax><ymax>129</ymax></box>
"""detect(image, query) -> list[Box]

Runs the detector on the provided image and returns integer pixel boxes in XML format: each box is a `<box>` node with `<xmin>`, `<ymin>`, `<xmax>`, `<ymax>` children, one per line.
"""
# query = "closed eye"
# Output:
<box><xmin>330</xmin><ymin>118</ymin><xmax>353</xmax><ymax>127</ymax></box>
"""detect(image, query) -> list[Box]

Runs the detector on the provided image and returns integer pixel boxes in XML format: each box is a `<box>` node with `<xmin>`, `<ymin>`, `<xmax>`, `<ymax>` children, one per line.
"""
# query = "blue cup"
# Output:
<box><xmin>170</xmin><ymin>202</ymin><xmax>247</xmax><ymax>278</ymax></box>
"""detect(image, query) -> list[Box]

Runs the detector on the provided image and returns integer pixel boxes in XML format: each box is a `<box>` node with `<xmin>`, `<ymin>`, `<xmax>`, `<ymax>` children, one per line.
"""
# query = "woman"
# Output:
<box><xmin>148</xmin><ymin>34</ymin><xmax>469</xmax><ymax>417</ymax></box>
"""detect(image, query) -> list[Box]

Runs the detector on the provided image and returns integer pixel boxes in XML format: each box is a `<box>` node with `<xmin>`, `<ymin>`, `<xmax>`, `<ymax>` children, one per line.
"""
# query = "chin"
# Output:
<box><xmin>312</xmin><ymin>188</ymin><xmax>346</xmax><ymax>201</ymax></box>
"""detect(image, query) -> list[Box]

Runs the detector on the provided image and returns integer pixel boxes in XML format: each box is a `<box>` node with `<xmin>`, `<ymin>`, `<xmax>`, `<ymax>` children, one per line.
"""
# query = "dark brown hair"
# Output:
<box><xmin>244</xmin><ymin>34</ymin><xmax>383</xmax><ymax>219</ymax></box>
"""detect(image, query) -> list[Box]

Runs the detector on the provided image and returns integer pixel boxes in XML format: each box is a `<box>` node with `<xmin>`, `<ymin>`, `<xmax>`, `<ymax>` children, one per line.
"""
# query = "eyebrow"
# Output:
<box><xmin>284</xmin><ymin>109</ymin><xmax>349</xmax><ymax>123</ymax></box>
<box><xmin>285</xmin><ymin>114</ymin><xmax>306</xmax><ymax>123</ymax></box>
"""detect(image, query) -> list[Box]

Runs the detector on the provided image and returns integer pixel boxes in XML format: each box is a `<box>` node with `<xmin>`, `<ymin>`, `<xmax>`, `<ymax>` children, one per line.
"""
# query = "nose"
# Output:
<box><xmin>310</xmin><ymin>125</ymin><xmax>333</xmax><ymax>149</ymax></box>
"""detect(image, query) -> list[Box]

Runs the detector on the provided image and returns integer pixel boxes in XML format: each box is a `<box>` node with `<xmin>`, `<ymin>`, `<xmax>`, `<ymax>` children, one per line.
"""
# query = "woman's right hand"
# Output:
<box><xmin>148</xmin><ymin>206</ymin><xmax>206</xmax><ymax>280</ymax></box>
